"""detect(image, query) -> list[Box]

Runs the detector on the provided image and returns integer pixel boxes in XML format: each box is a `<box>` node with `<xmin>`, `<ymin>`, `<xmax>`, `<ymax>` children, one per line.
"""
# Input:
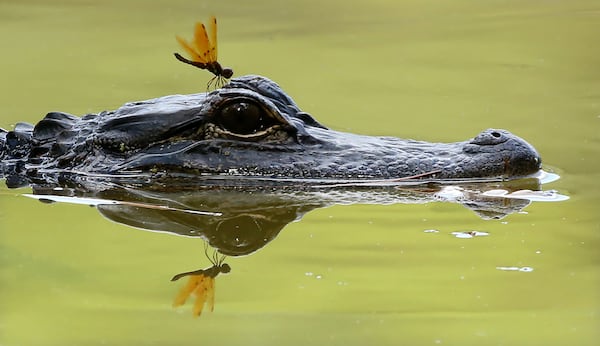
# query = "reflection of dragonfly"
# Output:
<box><xmin>174</xmin><ymin>16</ymin><xmax>233</xmax><ymax>89</ymax></box>
<box><xmin>171</xmin><ymin>243</ymin><xmax>231</xmax><ymax>317</ymax></box>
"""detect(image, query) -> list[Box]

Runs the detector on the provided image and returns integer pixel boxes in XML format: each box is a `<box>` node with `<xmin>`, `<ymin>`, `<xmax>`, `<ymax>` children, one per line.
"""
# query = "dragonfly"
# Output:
<box><xmin>174</xmin><ymin>16</ymin><xmax>233</xmax><ymax>89</ymax></box>
<box><xmin>171</xmin><ymin>243</ymin><xmax>231</xmax><ymax>317</ymax></box>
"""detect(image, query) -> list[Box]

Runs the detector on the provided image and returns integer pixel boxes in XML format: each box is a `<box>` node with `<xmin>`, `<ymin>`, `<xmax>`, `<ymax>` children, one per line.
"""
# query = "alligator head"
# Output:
<box><xmin>0</xmin><ymin>75</ymin><xmax>541</xmax><ymax>186</ymax></box>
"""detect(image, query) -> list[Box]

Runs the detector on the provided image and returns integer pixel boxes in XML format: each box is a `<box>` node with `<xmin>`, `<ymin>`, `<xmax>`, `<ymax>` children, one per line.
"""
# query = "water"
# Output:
<box><xmin>1</xmin><ymin>0</ymin><xmax>598</xmax><ymax>345</ymax></box>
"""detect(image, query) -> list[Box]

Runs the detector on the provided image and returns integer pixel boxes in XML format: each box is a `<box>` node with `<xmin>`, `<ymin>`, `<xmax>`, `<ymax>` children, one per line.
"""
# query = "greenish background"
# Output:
<box><xmin>0</xmin><ymin>0</ymin><xmax>598</xmax><ymax>345</ymax></box>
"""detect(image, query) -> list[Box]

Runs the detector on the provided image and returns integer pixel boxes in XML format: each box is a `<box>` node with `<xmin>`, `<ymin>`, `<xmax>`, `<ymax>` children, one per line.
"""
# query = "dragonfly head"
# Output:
<box><xmin>219</xmin><ymin>263</ymin><xmax>232</xmax><ymax>274</ymax></box>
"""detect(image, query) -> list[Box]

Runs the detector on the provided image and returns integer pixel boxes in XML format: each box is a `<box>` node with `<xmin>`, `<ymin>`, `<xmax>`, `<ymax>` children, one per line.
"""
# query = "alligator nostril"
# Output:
<box><xmin>491</xmin><ymin>131</ymin><xmax>501</xmax><ymax>138</ymax></box>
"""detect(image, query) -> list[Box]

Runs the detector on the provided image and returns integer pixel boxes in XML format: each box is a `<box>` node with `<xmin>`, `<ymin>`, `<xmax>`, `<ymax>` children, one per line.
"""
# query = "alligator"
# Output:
<box><xmin>0</xmin><ymin>75</ymin><xmax>542</xmax><ymax>188</ymax></box>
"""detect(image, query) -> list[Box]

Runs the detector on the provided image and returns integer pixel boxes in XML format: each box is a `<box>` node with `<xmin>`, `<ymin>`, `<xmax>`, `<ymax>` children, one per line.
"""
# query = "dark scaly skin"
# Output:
<box><xmin>0</xmin><ymin>75</ymin><xmax>541</xmax><ymax>187</ymax></box>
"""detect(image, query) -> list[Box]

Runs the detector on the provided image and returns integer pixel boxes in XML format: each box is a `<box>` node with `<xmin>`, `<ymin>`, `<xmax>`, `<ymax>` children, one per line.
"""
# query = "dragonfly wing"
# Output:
<box><xmin>173</xmin><ymin>275</ymin><xmax>202</xmax><ymax>307</ymax></box>
<box><xmin>192</xmin><ymin>277</ymin><xmax>211</xmax><ymax>316</ymax></box>
<box><xmin>207</xmin><ymin>277</ymin><xmax>215</xmax><ymax>312</ymax></box>
<box><xmin>175</xmin><ymin>36</ymin><xmax>205</xmax><ymax>63</ymax></box>
<box><xmin>209</xmin><ymin>16</ymin><xmax>218</xmax><ymax>62</ymax></box>
<box><xmin>194</xmin><ymin>22</ymin><xmax>211</xmax><ymax>63</ymax></box>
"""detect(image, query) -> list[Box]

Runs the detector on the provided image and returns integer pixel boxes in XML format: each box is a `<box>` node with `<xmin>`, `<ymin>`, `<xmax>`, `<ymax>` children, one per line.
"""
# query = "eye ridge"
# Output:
<box><xmin>216</xmin><ymin>101</ymin><xmax>276</xmax><ymax>135</ymax></box>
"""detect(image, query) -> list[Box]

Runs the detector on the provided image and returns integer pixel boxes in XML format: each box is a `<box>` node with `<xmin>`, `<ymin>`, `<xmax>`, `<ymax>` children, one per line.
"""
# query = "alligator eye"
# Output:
<box><xmin>217</xmin><ymin>101</ymin><xmax>277</xmax><ymax>135</ymax></box>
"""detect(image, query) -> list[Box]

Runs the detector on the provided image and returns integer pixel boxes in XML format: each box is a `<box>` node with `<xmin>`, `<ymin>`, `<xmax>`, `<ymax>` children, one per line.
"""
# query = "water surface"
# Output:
<box><xmin>1</xmin><ymin>1</ymin><xmax>598</xmax><ymax>345</ymax></box>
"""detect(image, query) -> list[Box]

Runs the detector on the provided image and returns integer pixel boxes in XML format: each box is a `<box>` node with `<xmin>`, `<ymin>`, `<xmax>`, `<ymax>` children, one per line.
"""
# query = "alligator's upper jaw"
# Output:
<box><xmin>104</xmin><ymin>127</ymin><xmax>543</xmax><ymax>184</ymax></box>
<box><xmin>2</xmin><ymin>131</ymin><xmax>543</xmax><ymax>186</ymax></box>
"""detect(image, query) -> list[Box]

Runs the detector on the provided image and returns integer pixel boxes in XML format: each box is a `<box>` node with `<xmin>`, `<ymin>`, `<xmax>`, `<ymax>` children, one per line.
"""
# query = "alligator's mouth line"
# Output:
<box><xmin>27</xmin><ymin>168</ymin><xmax>547</xmax><ymax>190</ymax></box>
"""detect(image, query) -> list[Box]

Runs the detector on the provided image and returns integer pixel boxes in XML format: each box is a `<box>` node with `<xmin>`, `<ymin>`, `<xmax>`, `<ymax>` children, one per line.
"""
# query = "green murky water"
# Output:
<box><xmin>1</xmin><ymin>1</ymin><xmax>598</xmax><ymax>345</ymax></box>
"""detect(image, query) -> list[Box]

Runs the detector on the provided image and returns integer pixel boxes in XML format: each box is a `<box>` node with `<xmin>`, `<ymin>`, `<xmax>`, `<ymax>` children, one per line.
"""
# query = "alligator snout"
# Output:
<box><xmin>463</xmin><ymin>128</ymin><xmax>542</xmax><ymax>178</ymax></box>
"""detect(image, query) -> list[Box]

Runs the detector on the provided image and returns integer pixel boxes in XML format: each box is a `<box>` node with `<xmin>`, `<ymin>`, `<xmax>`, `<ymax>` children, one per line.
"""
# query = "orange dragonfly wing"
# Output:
<box><xmin>206</xmin><ymin>276</ymin><xmax>216</xmax><ymax>312</ymax></box>
<box><xmin>192</xmin><ymin>277</ymin><xmax>213</xmax><ymax>316</ymax></box>
<box><xmin>208</xmin><ymin>16</ymin><xmax>218</xmax><ymax>62</ymax></box>
<box><xmin>173</xmin><ymin>275</ymin><xmax>204</xmax><ymax>307</ymax></box>
<box><xmin>175</xmin><ymin>36</ymin><xmax>204</xmax><ymax>63</ymax></box>
<box><xmin>193</xmin><ymin>22</ymin><xmax>212</xmax><ymax>63</ymax></box>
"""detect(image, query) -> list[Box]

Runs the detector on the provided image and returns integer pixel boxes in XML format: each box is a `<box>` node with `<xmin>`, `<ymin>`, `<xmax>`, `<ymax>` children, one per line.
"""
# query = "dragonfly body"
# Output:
<box><xmin>173</xmin><ymin>53</ymin><xmax>233</xmax><ymax>79</ymax></box>
<box><xmin>170</xmin><ymin>262</ymin><xmax>231</xmax><ymax>282</ymax></box>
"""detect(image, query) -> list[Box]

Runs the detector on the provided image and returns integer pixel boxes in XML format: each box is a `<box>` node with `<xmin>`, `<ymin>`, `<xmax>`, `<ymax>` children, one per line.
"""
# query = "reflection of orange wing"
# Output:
<box><xmin>193</xmin><ymin>22</ymin><xmax>211</xmax><ymax>63</ymax></box>
<box><xmin>209</xmin><ymin>16</ymin><xmax>218</xmax><ymax>62</ymax></box>
<box><xmin>173</xmin><ymin>275</ymin><xmax>204</xmax><ymax>307</ymax></box>
<box><xmin>172</xmin><ymin>273</ymin><xmax>217</xmax><ymax>317</ymax></box>
<box><xmin>207</xmin><ymin>277</ymin><xmax>216</xmax><ymax>312</ymax></box>
<box><xmin>192</xmin><ymin>277</ymin><xmax>214</xmax><ymax>317</ymax></box>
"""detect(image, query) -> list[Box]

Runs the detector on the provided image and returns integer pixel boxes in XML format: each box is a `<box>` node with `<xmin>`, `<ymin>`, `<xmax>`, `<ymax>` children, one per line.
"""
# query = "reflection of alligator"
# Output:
<box><xmin>0</xmin><ymin>75</ymin><xmax>541</xmax><ymax>188</ymax></box>
<box><xmin>26</xmin><ymin>177</ymin><xmax>553</xmax><ymax>256</ymax></box>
